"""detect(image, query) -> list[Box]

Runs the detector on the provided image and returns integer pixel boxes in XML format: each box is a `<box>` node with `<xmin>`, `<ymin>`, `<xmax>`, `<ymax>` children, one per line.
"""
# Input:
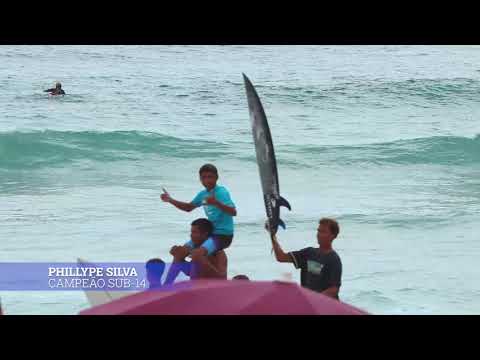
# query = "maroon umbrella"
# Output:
<box><xmin>79</xmin><ymin>280</ymin><xmax>368</xmax><ymax>315</ymax></box>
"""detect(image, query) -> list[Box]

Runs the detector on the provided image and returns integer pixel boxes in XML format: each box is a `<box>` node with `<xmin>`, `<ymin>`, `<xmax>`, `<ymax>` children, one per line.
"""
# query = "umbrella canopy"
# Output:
<box><xmin>79</xmin><ymin>280</ymin><xmax>368</xmax><ymax>315</ymax></box>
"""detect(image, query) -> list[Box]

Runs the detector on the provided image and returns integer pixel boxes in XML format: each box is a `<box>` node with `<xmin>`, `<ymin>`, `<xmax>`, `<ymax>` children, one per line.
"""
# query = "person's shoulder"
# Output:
<box><xmin>192</xmin><ymin>189</ymin><xmax>207</xmax><ymax>203</ymax></box>
<box><xmin>295</xmin><ymin>247</ymin><xmax>316</xmax><ymax>256</ymax></box>
<box><xmin>216</xmin><ymin>185</ymin><xmax>232</xmax><ymax>196</ymax></box>
<box><xmin>216</xmin><ymin>185</ymin><xmax>230</xmax><ymax>192</ymax></box>
<box><xmin>215</xmin><ymin>250</ymin><xmax>227</xmax><ymax>260</ymax></box>
<box><xmin>329</xmin><ymin>250</ymin><xmax>342</xmax><ymax>263</ymax></box>
<box><xmin>331</xmin><ymin>249</ymin><xmax>341</xmax><ymax>258</ymax></box>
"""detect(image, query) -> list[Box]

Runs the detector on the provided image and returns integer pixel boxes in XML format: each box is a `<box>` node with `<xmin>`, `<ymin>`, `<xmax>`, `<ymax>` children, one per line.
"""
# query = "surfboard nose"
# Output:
<box><xmin>243</xmin><ymin>73</ymin><xmax>254</xmax><ymax>90</ymax></box>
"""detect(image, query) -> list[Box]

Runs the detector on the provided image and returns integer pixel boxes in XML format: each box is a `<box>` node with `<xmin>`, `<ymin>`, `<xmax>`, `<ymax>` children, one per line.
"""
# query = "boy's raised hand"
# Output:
<box><xmin>160</xmin><ymin>187</ymin><xmax>172</xmax><ymax>203</ymax></box>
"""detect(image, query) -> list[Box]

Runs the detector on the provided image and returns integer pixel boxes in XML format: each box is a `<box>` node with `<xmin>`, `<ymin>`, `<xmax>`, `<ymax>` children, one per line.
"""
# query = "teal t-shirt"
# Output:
<box><xmin>191</xmin><ymin>185</ymin><xmax>235</xmax><ymax>236</ymax></box>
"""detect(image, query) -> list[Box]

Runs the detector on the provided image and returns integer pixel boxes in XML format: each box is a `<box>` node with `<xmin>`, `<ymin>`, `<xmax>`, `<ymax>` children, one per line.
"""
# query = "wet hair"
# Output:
<box><xmin>319</xmin><ymin>218</ymin><xmax>340</xmax><ymax>239</ymax></box>
<box><xmin>199</xmin><ymin>164</ymin><xmax>218</xmax><ymax>177</ymax></box>
<box><xmin>191</xmin><ymin>218</ymin><xmax>213</xmax><ymax>236</ymax></box>
<box><xmin>232</xmin><ymin>275</ymin><xmax>250</xmax><ymax>280</ymax></box>
<box><xmin>146</xmin><ymin>258</ymin><xmax>165</xmax><ymax>278</ymax></box>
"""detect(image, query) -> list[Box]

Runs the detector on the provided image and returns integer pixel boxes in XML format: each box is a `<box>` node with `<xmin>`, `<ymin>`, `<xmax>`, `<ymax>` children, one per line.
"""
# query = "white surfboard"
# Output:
<box><xmin>77</xmin><ymin>258</ymin><xmax>137</xmax><ymax>307</ymax></box>
<box><xmin>77</xmin><ymin>258</ymin><xmax>189</xmax><ymax>307</ymax></box>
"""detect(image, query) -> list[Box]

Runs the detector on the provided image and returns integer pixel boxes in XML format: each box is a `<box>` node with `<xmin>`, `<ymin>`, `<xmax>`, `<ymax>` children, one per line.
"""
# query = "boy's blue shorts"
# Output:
<box><xmin>184</xmin><ymin>234</ymin><xmax>233</xmax><ymax>256</ymax></box>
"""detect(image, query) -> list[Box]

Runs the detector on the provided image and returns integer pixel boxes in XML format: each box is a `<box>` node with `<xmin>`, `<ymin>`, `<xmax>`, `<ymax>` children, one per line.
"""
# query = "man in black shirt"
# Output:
<box><xmin>268</xmin><ymin>218</ymin><xmax>342</xmax><ymax>300</ymax></box>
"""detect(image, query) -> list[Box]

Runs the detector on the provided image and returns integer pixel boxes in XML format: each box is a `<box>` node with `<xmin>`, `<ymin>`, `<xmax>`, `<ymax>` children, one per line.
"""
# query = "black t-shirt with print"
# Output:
<box><xmin>289</xmin><ymin>247</ymin><xmax>342</xmax><ymax>298</ymax></box>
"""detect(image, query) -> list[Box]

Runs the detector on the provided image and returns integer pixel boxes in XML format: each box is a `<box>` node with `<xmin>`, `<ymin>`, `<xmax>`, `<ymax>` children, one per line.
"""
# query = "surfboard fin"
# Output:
<box><xmin>278</xmin><ymin>196</ymin><xmax>291</xmax><ymax>211</ymax></box>
<box><xmin>278</xmin><ymin>218</ymin><xmax>286</xmax><ymax>230</ymax></box>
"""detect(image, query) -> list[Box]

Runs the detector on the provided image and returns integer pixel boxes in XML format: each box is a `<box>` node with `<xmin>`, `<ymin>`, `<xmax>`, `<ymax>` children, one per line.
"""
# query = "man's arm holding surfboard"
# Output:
<box><xmin>271</xmin><ymin>234</ymin><xmax>293</xmax><ymax>263</ymax></box>
<box><xmin>265</xmin><ymin>222</ymin><xmax>293</xmax><ymax>263</ymax></box>
<box><xmin>160</xmin><ymin>188</ymin><xmax>198</xmax><ymax>212</ymax></box>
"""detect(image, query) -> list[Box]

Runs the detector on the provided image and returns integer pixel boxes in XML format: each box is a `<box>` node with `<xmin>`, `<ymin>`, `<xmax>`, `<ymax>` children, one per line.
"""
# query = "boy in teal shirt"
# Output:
<box><xmin>161</xmin><ymin>164</ymin><xmax>236</xmax><ymax>257</ymax></box>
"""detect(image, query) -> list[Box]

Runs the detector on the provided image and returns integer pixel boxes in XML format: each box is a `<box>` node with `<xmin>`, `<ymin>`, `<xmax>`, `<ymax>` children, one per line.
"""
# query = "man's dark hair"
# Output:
<box><xmin>146</xmin><ymin>258</ymin><xmax>166</xmax><ymax>278</ymax></box>
<box><xmin>191</xmin><ymin>218</ymin><xmax>213</xmax><ymax>236</ymax></box>
<box><xmin>319</xmin><ymin>218</ymin><xmax>340</xmax><ymax>239</ymax></box>
<box><xmin>199</xmin><ymin>164</ymin><xmax>218</xmax><ymax>177</ymax></box>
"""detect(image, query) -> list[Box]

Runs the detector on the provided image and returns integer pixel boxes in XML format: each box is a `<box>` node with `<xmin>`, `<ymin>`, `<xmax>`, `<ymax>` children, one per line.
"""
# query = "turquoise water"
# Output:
<box><xmin>1</xmin><ymin>45</ymin><xmax>479</xmax><ymax>314</ymax></box>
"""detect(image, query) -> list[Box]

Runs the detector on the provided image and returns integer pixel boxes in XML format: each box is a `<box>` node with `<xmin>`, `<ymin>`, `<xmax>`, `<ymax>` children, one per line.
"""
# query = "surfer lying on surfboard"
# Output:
<box><xmin>161</xmin><ymin>164</ymin><xmax>236</xmax><ymax>263</ymax></box>
<box><xmin>164</xmin><ymin>218</ymin><xmax>228</xmax><ymax>284</ymax></box>
<box><xmin>44</xmin><ymin>82</ymin><xmax>66</xmax><ymax>96</ymax></box>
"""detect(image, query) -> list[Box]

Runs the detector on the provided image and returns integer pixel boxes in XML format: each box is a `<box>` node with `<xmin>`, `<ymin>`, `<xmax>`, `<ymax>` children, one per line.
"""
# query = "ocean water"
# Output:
<box><xmin>0</xmin><ymin>45</ymin><xmax>479</xmax><ymax>315</ymax></box>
